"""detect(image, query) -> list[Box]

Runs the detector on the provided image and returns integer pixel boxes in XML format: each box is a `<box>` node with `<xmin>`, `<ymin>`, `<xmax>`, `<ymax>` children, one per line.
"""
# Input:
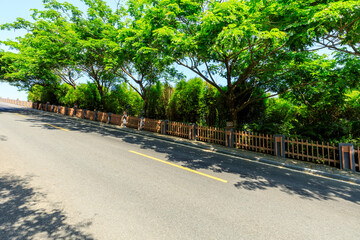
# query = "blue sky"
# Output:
<box><xmin>0</xmin><ymin>1</ymin><xmax>43</xmax><ymax>100</ymax></box>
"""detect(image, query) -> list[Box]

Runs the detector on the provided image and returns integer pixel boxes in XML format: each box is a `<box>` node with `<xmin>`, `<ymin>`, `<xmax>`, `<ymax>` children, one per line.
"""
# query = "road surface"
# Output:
<box><xmin>0</xmin><ymin>102</ymin><xmax>359</xmax><ymax>240</ymax></box>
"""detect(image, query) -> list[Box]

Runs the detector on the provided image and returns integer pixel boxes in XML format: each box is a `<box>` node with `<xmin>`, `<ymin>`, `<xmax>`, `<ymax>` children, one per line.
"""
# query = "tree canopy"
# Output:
<box><xmin>1</xmin><ymin>0</ymin><xmax>359</xmax><ymax>142</ymax></box>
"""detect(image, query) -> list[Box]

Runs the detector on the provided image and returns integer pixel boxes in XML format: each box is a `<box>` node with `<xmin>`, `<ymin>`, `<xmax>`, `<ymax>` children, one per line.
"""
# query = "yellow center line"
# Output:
<box><xmin>15</xmin><ymin>113</ymin><xmax>26</xmax><ymax>118</ymax></box>
<box><xmin>14</xmin><ymin>113</ymin><xmax>69</xmax><ymax>132</ymax></box>
<box><xmin>129</xmin><ymin>150</ymin><xmax>228</xmax><ymax>183</ymax></box>
<box><xmin>45</xmin><ymin>123</ymin><xmax>70</xmax><ymax>132</ymax></box>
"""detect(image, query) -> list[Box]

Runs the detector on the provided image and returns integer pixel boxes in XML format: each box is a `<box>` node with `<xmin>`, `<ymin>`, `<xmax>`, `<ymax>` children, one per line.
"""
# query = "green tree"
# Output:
<box><xmin>28</xmin><ymin>84</ymin><xmax>59</xmax><ymax>103</ymax></box>
<box><xmin>283</xmin><ymin>0</ymin><xmax>360</xmax><ymax>56</ymax></box>
<box><xmin>2</xmin><ymin>0</ymin><xmax>124</xmax><ymax>110</ymax></box>
<box><xmin>107</xmin><ymin>82</ymin><xmax>144</xmax><ymax>116</ymax></box>
<box><xmin>142</xmin><ymin>0</ymin><xmax>312</xmax><ymax>127</ymax></box>
<box><xmin>147</xmin><ymin>81</ymin><xmax>172</xmax><ymax>119</ymax></box>
<box><xmin>113</xmin><ymin>1</ymin><xmax>178</xmax><ymax>117</ymax></box>
<box><xmin>168</xmin><ymin>78</ymin><xmax>205</xmax><ymax>123</ymax></box>
<box><xmin>0</xmin><ymin>46</ymin><xmax>59</xmax><ymax>90</ymax></box>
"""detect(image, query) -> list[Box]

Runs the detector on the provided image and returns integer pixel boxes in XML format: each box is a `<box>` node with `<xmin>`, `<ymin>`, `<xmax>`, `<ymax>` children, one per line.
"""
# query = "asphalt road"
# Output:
<box><xmin>1</xmin><ymin>102</ymin><xmax>359</xmax><ymax>240</ymax></box>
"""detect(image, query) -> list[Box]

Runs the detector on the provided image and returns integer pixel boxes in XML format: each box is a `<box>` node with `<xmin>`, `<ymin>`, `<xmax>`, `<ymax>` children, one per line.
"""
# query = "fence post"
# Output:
<box><xmin>274</xmin><ymin>135</ymin><xmax>285</xmax><ymax>157</ymax></box>
<box><xmin>339</xmin><ymin>143</ymin><xmax>355</xmax><ymax>172</ymax></box>
<box><xmin>73</xmin><ymin>106</ymin><xmax>77</xmax><ymax>117</ymax></box>
<box><xmin>188</xmin><ymin>123</ymin><xmax>197</xmax><ymax>140</ymax></box>
<box><xmin>108</xmin><ymin>113</ymin><xmax>111</xmax><ymax>124</ymax></box>
<box><xmin>94</xmin><ymin>111</ymin><xmax>98</xmax><ymax>121</ymax></box>
<box><xmin>188</xmin><ymin>123</ymin><xmax>194</xmax><ymax>140</ymax></box>
<box><xmin>161</xmin><ymin>120</ymin><xmax>168</xmax><ymax>135</ymax></box>
<box><xmin>138</xmin><ymin>117</ymin><xmax>144</xmax><ymax>130</ymax></box>
<box><xmin>225</xmin><ymin>128</ymin><xmax>234</xmax><ymax>148</ymax></box>
<box><xmin>193</xmin><ymin>124</ymin><xmax>197</xmax><ymax>140</ymax></box>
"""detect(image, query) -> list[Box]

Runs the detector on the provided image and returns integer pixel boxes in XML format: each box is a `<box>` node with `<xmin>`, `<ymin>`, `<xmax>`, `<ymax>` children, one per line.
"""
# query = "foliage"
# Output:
<box><xmin>147</xmin><ymin>81</ymin><xmax>172</xmax><ymax>119</ymax></box>
<box><xmin>114</xmin><ymin>2</ymin><xmax>181</xmax><ymax>117</ymax></box>
<box><xmin>1</xmin><ymin>0</ymin><xmax>124</xmax><ymax>110</ymax></box>
<box><xmin>56</xmin><ymin>83</ymin><xmax>102</xmax><ymax>110</ymax></box>
<box><xmin>168</xmin><ymin>78</ymin><xmax>205</xmax><ymax>123</ymax></box>
<box><xmin>27</xmin><ymin>84</ymin><xmax>58</xmax><ymax>104</ymax></box>
<box><xmin>1</xmin><ymin>0</ymin><xmax>360</xmax><ymax>144</ymax></box>
<box><xmin>138</xmin><ymin>0</ymin><xmax>327</xmax><ymax>126</ymax></box>
<box><xmin>0</xmin><ymin>48</ymin><xmax>59</xmax><ymax>90</ymax></box>
<box><xmin>281</xmin><ymin>0</ymin><xmax>360</xmax><ymax>56</ymax></box>
<box><xmin>107</xmin><ymin>82</ymin><xmax>144</xmax><ymax>116</ymax></box>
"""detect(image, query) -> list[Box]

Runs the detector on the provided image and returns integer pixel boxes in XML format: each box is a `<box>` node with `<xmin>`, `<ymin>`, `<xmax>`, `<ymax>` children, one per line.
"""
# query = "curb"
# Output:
<box><xmin>25</xmin><ymin>107</ymin><xmax>360</xmax><ymax>185</ymax></box>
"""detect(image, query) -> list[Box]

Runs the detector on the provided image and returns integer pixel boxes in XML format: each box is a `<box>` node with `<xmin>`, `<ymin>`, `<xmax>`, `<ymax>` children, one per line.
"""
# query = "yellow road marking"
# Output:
<box><xmin>129</xmin><ymin>150</ymin><xmax>228</xmax><ymax>183</ymax></box>
<box><xmin>45</xmin><ymin>123</ymin><xmax>70</xmax><ymax>132</ymax></box>
<box><xmin>14</xmin><ymin>113</ymin><xmax>69</xmax><ymax>132</ymax></box>
<box><xmin>15</xmin><ymin>113</ymin><xmax>26</xmax><ymax>118</ymax></box>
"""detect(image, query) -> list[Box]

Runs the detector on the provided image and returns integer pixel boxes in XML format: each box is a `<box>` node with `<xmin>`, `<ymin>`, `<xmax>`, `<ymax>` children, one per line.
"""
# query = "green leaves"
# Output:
<box><xmin>1</xmin><ymin>0</ymin><xmax>359</xmax><ymax>135</ymax></box>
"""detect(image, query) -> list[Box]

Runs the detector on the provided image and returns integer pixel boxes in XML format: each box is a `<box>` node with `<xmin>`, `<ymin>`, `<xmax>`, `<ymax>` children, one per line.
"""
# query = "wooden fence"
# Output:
<box><xmin>53</xmin><ymin>105</ymin><xmax>59</xmax><ymax>113</ymax></box>
<box><xmin>197</xmin><ymin>126</ymin><xmax>225</xmax><ymax>145</ymax></box>
<box><xmin>97</xmin><ymin>112</ymin><xmax>109</xmax><ymax>123</ymax></box>
<box><xmin>110</xmin><ymin>114</ymin><xmax>123</xmax><ymax>126</ymax></box>
<box><xmin>234</xmin><ymin>131</ymin><xmax>274</xmax><ymax>154</ymax></box>
<box><xmin>167</xmin><ymin>121</ymin><xmax>189</xmax><ymax>138</ymax></box>
<box><xmin>2</xmin><ymin>97</ymin><xmax>359</xmax><ymax>172</ymax></box>
<box><xmin>76</xmin><ymin>109</ymin><xmax>84</xmax><ymax>119</ymax></box>
<box><xmin>126</xmin><ymin>116</ymin><xmax>140</xmax><ymax>129</ymax></box>
<box><xmin>285</xmin><ymin>138</ymin><xmax>340</xmax><ymax>167</ymax></box>
<box><xmin>85</xmin><ymin>110</ymin><xmax>96</xmax><ymax>121</ymax></box>
<box><xmin>143</xmin><ymin>118</ymin><xmax>162</xmax><ymax>133</ymax></box>
<box><xmin>68</xmin><ymin>108</ymin><xmax>75</xmax><ymax>117</ymax></box>
<box><xmin>60</xmin><ymin>106</ymin><xmax>66</xmax><ymax>115</ymax></box>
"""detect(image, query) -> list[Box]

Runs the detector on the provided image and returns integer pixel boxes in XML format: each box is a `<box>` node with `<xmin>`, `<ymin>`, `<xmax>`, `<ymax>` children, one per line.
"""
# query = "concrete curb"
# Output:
<box><xmin>27</xmin><ymin>107</ymin><xmax>360</xmax><ymax>185</ymax></box>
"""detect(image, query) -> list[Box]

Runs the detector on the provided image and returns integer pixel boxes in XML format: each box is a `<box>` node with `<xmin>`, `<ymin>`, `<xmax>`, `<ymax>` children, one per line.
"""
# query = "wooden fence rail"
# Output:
<box><xmin>167</xmin><ymin>121</ymin><xmax>189</xmax><ymax>138</ymax></box>
<box><xmin>197</xmin><ymin>126</ymin><xmax>225</xmax><ymax>145</ymax></box>
<box><xmin>143</xmin><ymin>118</ymin><xmax>162</xmax><ymax>133</ymax></box>
<box><xmin>2</xmin><ymin>97</ymin><xmax>359</xmax><ymax>172</ymax></box>
<box><xmin>85</xmin><ymin>110</ymin><xmax>96</xmax><ymax>121</ymax></box>
<box><xmin>285</xmin><ymin>138</ymin><xmax>339</xmax><ymax>168</ymax></box>
<box><xmin>53</xmin><ymin>105</ymin><xmax>59</xmax><ymax>113</ymax></box>
<box><xmin>97</xmin><ymin>112</ymin><xmax>109</xmax><ymax>123</ymax></box>
<box><xmin>110</xmin><ymin>114</ymin><xmax>123</xmax><ymax>126</ymax></box>
<box><xmin>75</xmin><ymin>109</ymin><xmax>84</xmax><ymax>119</ymax></box>
<box><xmin>126</xmin><ymin>116</ymin><xmax>140</xmax><ymax>129</ymax></box>
<box><xmin>68</xmin><ymin>108</ymin><xmax>75</xmax><ymax>117</ymax></box>
<box><xmin>234</xmin><ymin>131</ymin><xmax>274</xmax><ymax>154</ymax></box>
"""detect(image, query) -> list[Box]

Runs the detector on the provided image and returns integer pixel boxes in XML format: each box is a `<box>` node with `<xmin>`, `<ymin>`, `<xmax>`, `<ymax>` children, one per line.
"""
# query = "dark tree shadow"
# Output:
<box><xmin>124</xmin><ymin>135</ymin><xmax>360</xmax><ymax>203</ymax></box>
<box><xmin>6</xmin><ymin>107</ymin><xmax>360</xmax><ymax>205</ymax></box>
<box><xmin>0</xmin><ymin>174</ymin><xmax>93</xmax><ymax>240</ymax></box>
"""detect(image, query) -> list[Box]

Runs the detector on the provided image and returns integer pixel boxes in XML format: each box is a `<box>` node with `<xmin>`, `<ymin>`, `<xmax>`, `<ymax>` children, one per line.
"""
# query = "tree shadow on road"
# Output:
<box><xmin>0</xmin><ymin>174</ymin><xmax>93</xmax><ymax>240</ymax></box>
<box><xmin>125</xmin><ymin>135</ymin><xmax>360</xmax><ymax>204</ymax></box>
<box><xmin>8</xmin><ymin>107</ymin><xmax>360</xmax><ymax>205</ymax></box>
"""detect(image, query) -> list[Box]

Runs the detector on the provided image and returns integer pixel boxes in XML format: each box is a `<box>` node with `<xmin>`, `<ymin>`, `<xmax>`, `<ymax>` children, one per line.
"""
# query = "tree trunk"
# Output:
<box><xmin>226</xmin><ymin>89</ymin><xmax>238</xmax><ymax>128</ymax></box>
<box><xmin>144</xmin><ymin>96</ymin><xmax>149</xmax><ymax>117</ymax></box>
<box><xmin>96</xmin><ymin>84</ymin><xmax>106</xmax><ymax>111</ymax></box>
